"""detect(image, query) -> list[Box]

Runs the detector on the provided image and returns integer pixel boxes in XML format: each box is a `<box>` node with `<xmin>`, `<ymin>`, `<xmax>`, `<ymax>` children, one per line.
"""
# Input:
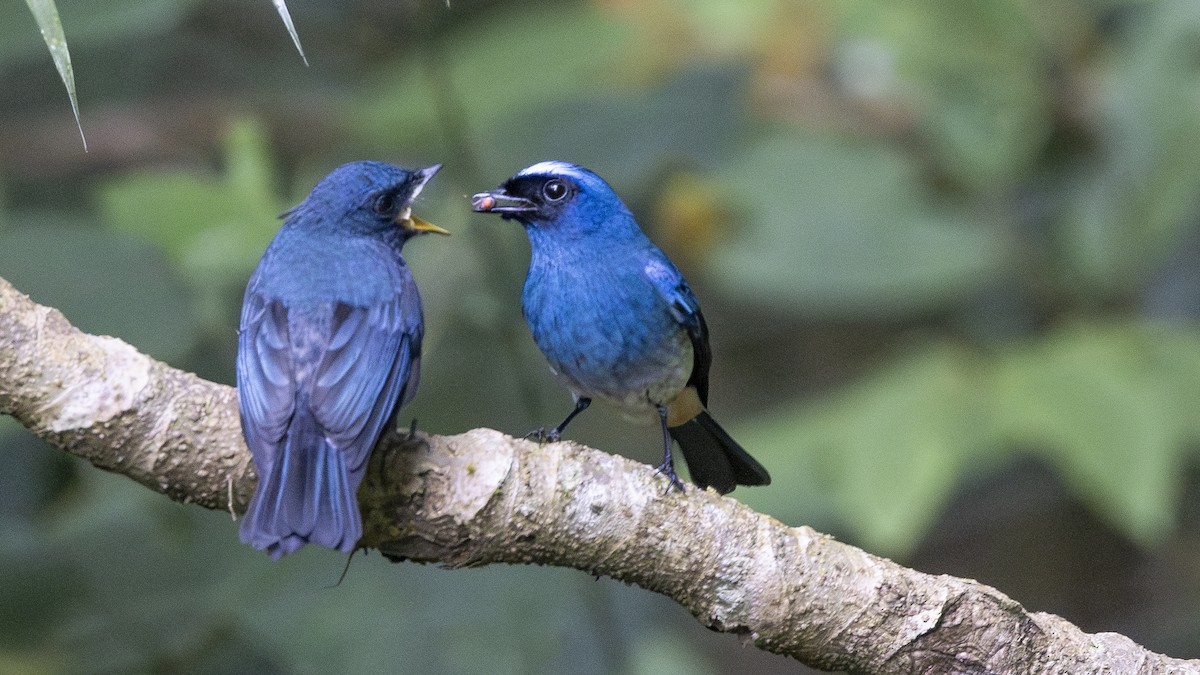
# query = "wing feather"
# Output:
<box><xmin>644</xmin><ymin>257</ymin><xmax>712</xmax><ymax>405</ymax></box>
<box><xmin>237</xmin><ymin>292</ymin><xmax>296</xmax><ymax>480</ymax></box>
<box><xmin>238</xmin><ymin>274</ymin><xmax>424</xmax><ymax>483</ymax></box>
<box><xmin>310</xmin><ymin>290</ymin><xmax>423</xmax><ymax>474</ymax></box>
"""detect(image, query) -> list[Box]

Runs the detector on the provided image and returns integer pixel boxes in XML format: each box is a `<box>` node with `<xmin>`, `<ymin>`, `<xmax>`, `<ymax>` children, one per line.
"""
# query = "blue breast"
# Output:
<box><xmin>522</xmin><ymin>236</ymin><xmax>691</xmax><ymax>408</ymax></box>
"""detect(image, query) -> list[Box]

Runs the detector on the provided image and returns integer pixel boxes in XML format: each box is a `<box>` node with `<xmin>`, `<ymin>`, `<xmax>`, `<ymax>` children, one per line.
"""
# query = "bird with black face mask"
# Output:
<box><xmin>472</xmin><ymin>161</ymin><xmax>769</xmax><ymax>495</ymax></box>
<box><xmin>238</xmin><ymin>160</ymin><xmax>447</xmax><ymax>558</ymax></box>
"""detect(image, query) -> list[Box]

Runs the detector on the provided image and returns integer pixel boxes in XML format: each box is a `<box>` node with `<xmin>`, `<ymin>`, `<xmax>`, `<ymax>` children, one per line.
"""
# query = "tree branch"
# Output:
<box><xmin>0</xmin><ymin>275</ymin><xmax>1193</xmax><ymax>674</ymax></box>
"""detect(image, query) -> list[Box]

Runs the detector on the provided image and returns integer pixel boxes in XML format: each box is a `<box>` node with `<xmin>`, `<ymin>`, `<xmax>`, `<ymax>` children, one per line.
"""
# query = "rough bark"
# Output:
<box><xmin>1</xmin><ymin>275</ymin><xmax>1195</xmax><ymax>674</ymax></box>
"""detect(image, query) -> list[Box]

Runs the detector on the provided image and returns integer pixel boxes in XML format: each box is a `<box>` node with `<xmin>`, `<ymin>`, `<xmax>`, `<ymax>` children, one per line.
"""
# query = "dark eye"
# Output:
<box><xmin>373</xmin><ymin>191</ymin><xmax>397</xmax><ymax>215</ymax></box>
<box><xmin>542</xmin><ymin>179</ymin><xmax>568</xmax><ymax>202</ymax></box>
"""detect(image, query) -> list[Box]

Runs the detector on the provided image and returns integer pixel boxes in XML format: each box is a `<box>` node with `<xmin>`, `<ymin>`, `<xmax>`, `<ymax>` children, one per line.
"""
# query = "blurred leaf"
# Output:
<box><xmin>741</xmin><ymin>320</ymin><xmax>1200</xmax><ymax>555</ymax></box>
<box><xmin>44</xmin><ymin>469</ymin><xmax>288</xmax><ymax>674</ymax></box>
<box><xmin>675</xmin><ymin>0</ymin><xmax>791</xmax><ymax>55</ymax></box>
<box><xmin>740</xmin><ymin>346</ymin><xmax>983</xmax><ymax>556</ymax></box>
<box><xmin>271</xmin><ymin>0</ymin><xmax>307</xmax><ymax>66</ymax></box>
<box><xmin>650</xmin><ymin>170</ymin><xmax>731</xmax><ymax>270</ymax></box>
<box><xmin>0</xmin><ymin>221</ymin><xmax>198</xmax><ymax>364</ymax></box>
<box><xmin>712</xmin><ymin>131</ymin><xmax>1007</xmax><ymax>318</ymax></box>
<box><xmin>1022</xmin><ymin>0</ymin><xmax>1130</xmax><ymax>55</ymax></box>
<box><xmin>24</xmin><ymin>0</ymin><xmax>85</xmax><ymax>149</ymax></box>
<box><xmin>349</xmin><ymin>4</ymin><xmax>632</xmax><ymax>153</ymax></box>
<box><xmin>98</xmin><ymin>118</ymin><xmax>284</xmax><ymax>329</ymax></box>
<box><xmin>1060</xmin><ymin>0</ymin><xmax>1200</xmax><ymax>295</ymax></box>
<box><xmin>990</xmin><ymin>321</ymin><xmax>1200</xmax><ymax>545</ymax></box>
<box><xmin>0</xmin><ymin>648</ymin><xmax>61</xmax><ymax>675</ymax></box>
<box><xmin>835</xmin><ymin>0</ymin><xmax>1050</xmax><ymax>189</ymax></box>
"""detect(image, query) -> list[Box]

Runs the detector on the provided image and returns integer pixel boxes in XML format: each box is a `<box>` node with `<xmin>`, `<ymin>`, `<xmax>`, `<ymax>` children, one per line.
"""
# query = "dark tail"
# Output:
<box><xmin>669</xmin><ymin>411</ymin><xmax>770</xmax><ymax>495</ymax></box>
<box><xmin>240</xmin><ymin>413</ymin><xmax>361</xmax><ymax>559</ymax></box>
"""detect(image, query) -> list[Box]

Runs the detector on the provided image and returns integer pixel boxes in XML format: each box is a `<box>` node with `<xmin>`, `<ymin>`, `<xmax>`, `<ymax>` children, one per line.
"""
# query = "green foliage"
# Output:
<box><xmin>837</xmin><ymin>0</ymin><xmax>1051</xmax><ymax>189</ymax></box>
<box><xmin>742</xmin><ymin>321</ymin><xmax>1200</xmax><ymax>556</ymax></box>
<box><xmin>97</xmin><ymin>118</ymin><xmax>285</xmax><ymax>330</ymax></box>
<box><xmin>1060</xmin><ymin>0</ymin><xmax>1200</xmax><ymax>294</ymax></box>
<box><xmin>5</xmin><ymin>0</ymin><xmax>194</xmax><ymax>64</ymax></box>
<box><xmin>991</xmin><ymin>322</ymin><xmax>1200</xmax><ymax>544</ymax></box>
<box><xmin>712</xmin><ymin>131</ymin><xmax>1006</xmax><ymax>318</ymax></box>
<box><xmin>349</xmin><ymin>3</ymin><xmax>633</xmax><ymax>161</ymax></box>
<box><xmin>488</xmin><ymin>66</ymin><xmax>745</xmax><ymax>191</ymax></box>
<box><xmin>19</xmin><ymin>0</ymin><xmax>302</xmax><ymax>148</ymax></box>
<box><xmin>739</xmin><ymin>345</ymin><xmax>983</xmax><ymax>555</ymax></box>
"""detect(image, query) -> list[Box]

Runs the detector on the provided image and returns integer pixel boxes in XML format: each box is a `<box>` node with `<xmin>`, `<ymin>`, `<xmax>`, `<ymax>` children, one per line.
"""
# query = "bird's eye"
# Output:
<box><xmin>542</xmin><ymin>179</ymin><xmax>568</xmax><ymax>202</ymax></box>
<box><xmin>373</xmin><ymin>191</ymin><xmax>397</xmax><ymax>215</ymax></box>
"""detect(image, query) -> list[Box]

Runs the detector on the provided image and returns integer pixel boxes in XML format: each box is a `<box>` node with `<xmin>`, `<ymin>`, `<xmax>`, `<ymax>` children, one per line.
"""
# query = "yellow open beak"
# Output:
<box><xmin>403</xmin><ymin>214</ymin><xmax>450</xmax><ymax>235</ymax></box>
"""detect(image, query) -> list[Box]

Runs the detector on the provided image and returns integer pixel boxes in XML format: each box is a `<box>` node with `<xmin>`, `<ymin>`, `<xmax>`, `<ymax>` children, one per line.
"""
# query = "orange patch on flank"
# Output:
<box><xmin>666</xmin><ymin>387</ymin><xmax>704</xmax><ymax>427</ymax></box>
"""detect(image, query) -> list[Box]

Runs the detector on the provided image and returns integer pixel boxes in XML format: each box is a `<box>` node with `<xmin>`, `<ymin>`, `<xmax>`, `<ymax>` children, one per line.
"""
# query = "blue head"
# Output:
<box><xmin>287</xmin><ymin>160</ymin><xmax>448</xmax><ymax>240</ymax></box>
<box><xmin>471</xmin><ymin>161</ymin><xmax>641</xmax><ymax>242</ymax></box>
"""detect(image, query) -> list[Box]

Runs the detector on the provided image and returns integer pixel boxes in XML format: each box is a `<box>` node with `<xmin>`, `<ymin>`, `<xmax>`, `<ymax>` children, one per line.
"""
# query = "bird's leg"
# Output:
<box><xmin>654</xmin><ymin>404</ymin><xmax>686</xmax><ymax>493</ymax></box>
<box><xmin>526</xmin><ymin>397</ymin><xmax>591</xmax><ymax>443</ymax></box>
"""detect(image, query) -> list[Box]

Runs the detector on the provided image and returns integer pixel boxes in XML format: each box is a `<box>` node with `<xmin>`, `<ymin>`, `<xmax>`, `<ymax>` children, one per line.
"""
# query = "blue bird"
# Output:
<box><xmin>472</xmin><ymin>162</ymin><xmax>769</xmax><ymax>494</ymax></box>
<box><xmin>237</xmin><ymin>160</ymin><xmax>447</xmax><ymax>558</ymax></box>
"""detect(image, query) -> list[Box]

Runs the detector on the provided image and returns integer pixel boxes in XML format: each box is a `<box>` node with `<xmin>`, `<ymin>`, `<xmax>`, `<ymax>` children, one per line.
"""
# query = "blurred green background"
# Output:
<box><xmin>3</xmin><ymin>0</ymin><xmax>1200</xmax><ymax>672</ymax></box>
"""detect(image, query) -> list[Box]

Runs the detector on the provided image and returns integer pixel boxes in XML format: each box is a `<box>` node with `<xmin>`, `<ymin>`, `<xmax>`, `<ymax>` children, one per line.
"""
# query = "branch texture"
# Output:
<box><xmin>1</xmin><ymin>276</ymin><xmax>1195</xmax><ymax>674</ymax></box>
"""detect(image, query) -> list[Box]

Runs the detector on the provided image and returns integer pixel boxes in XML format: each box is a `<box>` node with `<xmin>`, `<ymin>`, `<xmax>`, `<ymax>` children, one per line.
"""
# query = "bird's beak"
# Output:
<box><xmin>399</xmin><ymin>164</ymin><xmax>450</xmax><ymax>235</ymax></box>
<box><xmin>405</xmin><ymin>214</ymin><xmax>450</xmax><ymax>235</ymax></box>
<box><xmin>471</xmin><ymin>190</ymin><xmax>536</xmax><ymax>215</ymax></box>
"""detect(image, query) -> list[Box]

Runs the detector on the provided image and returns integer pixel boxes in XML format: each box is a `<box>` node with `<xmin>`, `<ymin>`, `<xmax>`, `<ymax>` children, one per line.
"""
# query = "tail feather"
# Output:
<box><xmin>240</xmin><ymin>413</ymin><xmax>362</xmax><ymax>559</ymax></box>
<box><xmin>669</xmin><ymin>411</ymin><xmax>770</xmax><ymax>495</ymax></box>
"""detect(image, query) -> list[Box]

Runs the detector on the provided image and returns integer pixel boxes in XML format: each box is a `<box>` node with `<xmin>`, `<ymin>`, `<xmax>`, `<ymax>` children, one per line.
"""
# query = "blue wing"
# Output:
<box><xmin>309</xmin><ymin>292</ymin><xmax>423</xmax><ymax>475</ymax></box>
<box><xmin>644</xmin><ymin>254</ymin><xmax>770</xmax><ymax>492</ymax></box>
<box><xmin>238</xmin><ymin>287</ymin><xmax>423</xmax><ymax>470</ymax></box>
<box><xmin>644</xmin><ymin>256</ymin><xmax>711</xmax><ymax>404</ymax></box>
<box><xmin>236</xmin><ymin>292</ymin><xmax>295</xmax><ymax>484</ymax></box>
<box><xmin>236</xmin><ymin>272</ymin><xmax>423</xmax><ymax>556</ymax></box>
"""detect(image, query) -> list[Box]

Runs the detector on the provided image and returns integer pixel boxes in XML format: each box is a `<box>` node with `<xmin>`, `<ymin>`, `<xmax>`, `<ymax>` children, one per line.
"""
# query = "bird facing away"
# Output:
<box><xmin>471</xmin><ymin>161</ymin><xmax>770</xmax><ymax>494</ymax></box>
<box><xmin>237</xmin><ymin>160</ymin><xmax>447</xmax><ymax>558</ymax></box>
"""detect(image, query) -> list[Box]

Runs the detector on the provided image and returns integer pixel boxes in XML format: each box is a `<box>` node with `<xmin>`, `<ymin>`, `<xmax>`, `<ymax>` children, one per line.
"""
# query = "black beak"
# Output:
<box><xmin>471</xmin><ymin>190</ymin><xmax>537</xmax><ymax>215</ymax></box>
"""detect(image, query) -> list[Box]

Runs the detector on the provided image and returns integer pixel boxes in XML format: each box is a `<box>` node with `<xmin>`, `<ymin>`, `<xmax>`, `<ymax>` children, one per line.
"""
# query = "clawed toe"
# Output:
<box><xmin>524</xmin><ymin>427</ymin><xmax>561</xmax><ymax>444</ymax></box>
<box><xmin>654</xmin><ymin>462</ymin><xmax>686</xmax><ymax>494</ymax></box>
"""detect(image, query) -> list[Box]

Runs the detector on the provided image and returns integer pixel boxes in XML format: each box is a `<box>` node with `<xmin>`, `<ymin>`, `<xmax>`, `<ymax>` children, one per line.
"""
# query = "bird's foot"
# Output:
<box><xmin>524</xmin><ymin>427</ymin><xmax>561</xmax><ymax>444</ymax></box>
<box><xmin>653</xmin><ymin>461</ymin><xmax>686</xmax><ymax>494</ymax></box>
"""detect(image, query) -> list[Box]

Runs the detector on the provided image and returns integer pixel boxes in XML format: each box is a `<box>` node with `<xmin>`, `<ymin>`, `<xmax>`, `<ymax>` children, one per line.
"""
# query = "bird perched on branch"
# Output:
<box><xmin>237</xmin><ymin>161</ymin><xmax>447</xmax><ymax>558</ymax></box>
<box><xmin>472</xmin><ymin>161</ymin><xmax>769</xmax><ymax>494</ymax></box>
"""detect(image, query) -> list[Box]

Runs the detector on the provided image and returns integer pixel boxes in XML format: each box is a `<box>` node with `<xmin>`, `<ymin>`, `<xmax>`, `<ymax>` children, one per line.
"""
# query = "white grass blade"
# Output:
<box><xmin>272</xmin><ymin>0</ymin><xmax>308</xmax><ymax>66</ymax></box>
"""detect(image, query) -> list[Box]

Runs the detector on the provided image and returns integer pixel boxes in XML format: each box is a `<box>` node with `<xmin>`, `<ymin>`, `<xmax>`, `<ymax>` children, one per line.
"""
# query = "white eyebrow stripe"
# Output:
<box><xmin>516</xmin><ymin>161</ymin><xmax>589</xmax><ymax>180</ymax></box>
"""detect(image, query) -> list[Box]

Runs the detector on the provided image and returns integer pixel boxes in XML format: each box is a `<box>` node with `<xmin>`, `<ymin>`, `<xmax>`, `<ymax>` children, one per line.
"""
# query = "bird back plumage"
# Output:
<box><xmin>237</xmin><ymin>160</ymin><xmax>435</xmax><ymax>558</ymax></box>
